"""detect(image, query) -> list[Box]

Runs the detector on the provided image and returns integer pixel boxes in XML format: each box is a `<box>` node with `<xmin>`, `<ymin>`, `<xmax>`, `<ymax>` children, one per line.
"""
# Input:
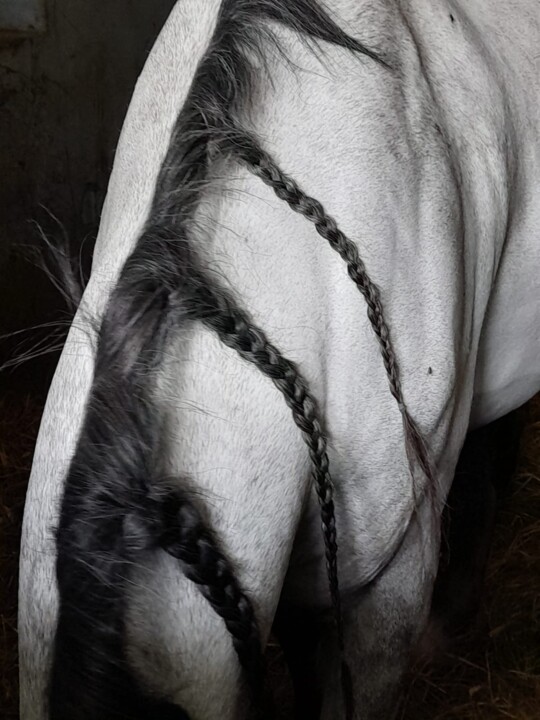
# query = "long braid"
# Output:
<box><xmin>168</xmin><ymin>251</ymin><xmax>353</xmax><ymax>715</ymax></box>
<box><xmin>228</xmin><ymin>136</ymin><xmax>433</xmax><ymax>485</ymax></box>
<box><xmin>126</xmin><ymin>218</ymin><xmax>353</xmax><ymax>711</ymax></box>
<box><xmin>130</xmin><ymin>228</ymin><xmax>344</xmax><ymax>655</ymax></box>
<box><xmin>118</xmin><ymin>227</ymin><xmax>351</xmax><ymax>711</ymax></box>
<box><xmin>198</xmin><ymin>283</ymin><xmax>341</xmax><ymax>608</ymax></box>
<box><xmin>229</xmin><ymin>138</ymin><xmax>433</xmax><ymax>715</ymax></box>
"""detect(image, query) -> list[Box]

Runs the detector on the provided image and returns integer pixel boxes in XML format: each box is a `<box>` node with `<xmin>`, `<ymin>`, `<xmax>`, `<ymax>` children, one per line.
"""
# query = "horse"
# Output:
<box><xmin>18</xmin><ymin>1</ymin><xmax>540</xmax><ymax>718</ymax></box>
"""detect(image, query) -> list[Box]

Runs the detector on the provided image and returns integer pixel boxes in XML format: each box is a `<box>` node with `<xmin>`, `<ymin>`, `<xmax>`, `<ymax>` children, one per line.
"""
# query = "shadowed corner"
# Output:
<box><xmin>400</xmin><ymin>395</ymin><xmax>540</xmax><ymax>720</ymax></box>
<box><xmin>0</xmin><ymin>393</ymin><xmax>45</xmax><ymax>720</ymax></box>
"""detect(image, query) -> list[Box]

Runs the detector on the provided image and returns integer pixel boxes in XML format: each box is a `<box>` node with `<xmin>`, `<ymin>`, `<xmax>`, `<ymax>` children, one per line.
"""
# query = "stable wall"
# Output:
<box><xmin>0</xmin><ymin>0</ymin><xmax>176</xmax><ymax>393</ymax></box>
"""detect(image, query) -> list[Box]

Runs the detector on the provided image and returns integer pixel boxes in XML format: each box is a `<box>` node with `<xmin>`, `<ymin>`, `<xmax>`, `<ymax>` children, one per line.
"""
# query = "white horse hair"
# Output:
<box><xmin>19</xmin><ymin>1</ymin><xmax>540</xmax><ymax>718</ymax></box>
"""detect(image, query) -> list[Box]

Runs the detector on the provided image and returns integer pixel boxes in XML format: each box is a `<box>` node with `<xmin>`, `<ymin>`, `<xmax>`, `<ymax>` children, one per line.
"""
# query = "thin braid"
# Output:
<box><xmin>114</xmin><ymin>230</ymin><xmax>348</xmax><ymax>706</ymax></box>
<box><xmin>139</xmin><ymin>226</ymin><xmax>354</xmax><ymax>712</ymax></box>
<box><xmin>158</xmin><ymin>488</ymin><xmax>264</xmax><ymax>696</ymax></box>
<box><xmin>229</xmin><ymin>138</ymin><xmax>433</xmax><ymax>484</ymax></box>
<box><xmin>196</xmin><ymin>288</ymin><xmax>356</xmax><ymax>716</ymax></box>
<box><xmin>182</xmin><ymin>267</ymin><xmax>346</xmax><ymax>648</ymax></box>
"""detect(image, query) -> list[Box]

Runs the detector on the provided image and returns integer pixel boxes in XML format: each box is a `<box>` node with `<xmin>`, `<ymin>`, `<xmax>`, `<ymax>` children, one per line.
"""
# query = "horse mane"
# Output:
<box><xmin>50</xmin><ymin>1</ymin><xmax>429</xmax><ymax>718</ymax></box>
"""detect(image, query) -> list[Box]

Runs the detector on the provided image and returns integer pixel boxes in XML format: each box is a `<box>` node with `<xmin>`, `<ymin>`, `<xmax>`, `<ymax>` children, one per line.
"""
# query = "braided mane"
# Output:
<box><xmin>50</xmin><ymin>2</ymin><xmax>429</xmax><ymax>718</ymax></box>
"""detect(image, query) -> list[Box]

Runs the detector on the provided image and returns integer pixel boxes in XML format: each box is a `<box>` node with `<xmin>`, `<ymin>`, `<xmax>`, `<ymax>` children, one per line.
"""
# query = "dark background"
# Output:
<box><xmin>0</xmin><ymin>0</ymin><xmax>176</xmax><ymax>397</ymax></box>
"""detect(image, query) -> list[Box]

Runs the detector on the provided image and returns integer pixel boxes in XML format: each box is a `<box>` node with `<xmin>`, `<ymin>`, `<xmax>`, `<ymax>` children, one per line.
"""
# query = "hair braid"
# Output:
<box><xmin>172</xmin><ymin>262</ymin><xmax>354</xmax><ymax>715</ymax></box>
<box><xmin>158</xmin><ymin>488</ymin><xmax>264</xmax><ymax>696</ymax></box>
<box><xmin>227</xmin><ymin>137</ymin><xmax>433</xmax><ymax>484</ymax></box>
<box><xmin>186</xmin><ymin>270</ymin><xmax>343</xmax><ymax>619</ymax></box>
<box><xmin>122</xmin><ymin>230</ymin><xmax>350</xmax><ymax>711</ymax></box>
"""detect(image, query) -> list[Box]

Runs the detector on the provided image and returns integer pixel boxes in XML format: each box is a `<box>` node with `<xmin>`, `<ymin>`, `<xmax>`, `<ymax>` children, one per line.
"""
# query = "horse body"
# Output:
<box><xmin>19</xmin><ymin>1</ymin><xmax>540</xmax><ymax>719</ymax></box>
